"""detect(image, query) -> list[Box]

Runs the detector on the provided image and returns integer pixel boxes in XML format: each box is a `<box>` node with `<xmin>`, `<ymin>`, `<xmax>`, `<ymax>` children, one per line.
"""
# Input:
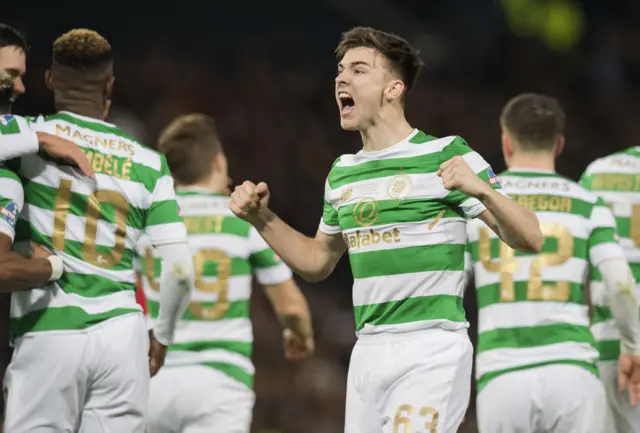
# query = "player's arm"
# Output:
<box><xmin>0</xmin><ymin>170</ymin><xmax>63</xmax><ymax>291</ymax></box>
<box><xmin>144</xmin><ymin>159</ymin><xmax>194</xmax><ymax>347</ymax></box>
<box><xmin>438</xmin><ymin>137</ymin><xmax>542</xmax><ymax>253</ymax></box>
<box><xmin>249</xmin><ymin>228</ymin><xmax>314</xmax><ymax>358</ymax></box>
<box><xmin>463</xmin><ymin>240</ymin><xmax>474</xmax><ymax>287</ymax></box>
<box><xmin>0</xmin><ymin>115</ymin><xmax>92</xmax><ymax>176</ymax></box>
<box><xmin>230</xmin><ymin>181</ymin><xmax>346</xmax><ymax>283</ymax></box>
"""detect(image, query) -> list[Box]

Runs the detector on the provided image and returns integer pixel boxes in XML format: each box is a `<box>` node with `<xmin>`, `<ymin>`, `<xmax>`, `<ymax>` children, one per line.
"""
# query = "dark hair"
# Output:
<box><xmin>500</xmin><ymin>93</ymin><xmax>566</xmax><ymax>150</ymax></box>
<box><xmin>157</xmin><ymin>114</ymin><xmax>224</xmax><ymax>185</ymax></box>
<box><xmin>335</xmin><ymin>26</ymin><xmax>424</xmax><ymax>99</ymax></box>
<box><xmin>53</xmin><ymin>29</ymin><xmax>112</xmax><ymax>70</ymax></box>
<box><xmin>0</xmin><ymin>24</ymin><xmax>28</xmax><ymax>51</ymax></box>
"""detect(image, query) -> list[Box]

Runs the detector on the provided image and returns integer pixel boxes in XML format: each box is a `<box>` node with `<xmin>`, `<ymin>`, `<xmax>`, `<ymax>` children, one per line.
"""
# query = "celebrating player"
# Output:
<box><xmin>580</xmin><ymin>133</ymin><xmax>640</xmax><ymax>433</ymax></box>
<box><xmin>465</xmin><ymin>93</ymin><xmax>640</xmax><ymax>433</ymax></box>
<box><xmin>139</xmin><ymin>114</ymin><xmax>314</xmax><ymax>433</ymax></box>
<box><xmin>230</xmin><ymin>26</ymin><xmax>543</xmax><ymax>433</ymax></box>
<box><xmin>2</xmin><ymin>29</ymin><xmax>194</xmax><ymax>433</ymax></box>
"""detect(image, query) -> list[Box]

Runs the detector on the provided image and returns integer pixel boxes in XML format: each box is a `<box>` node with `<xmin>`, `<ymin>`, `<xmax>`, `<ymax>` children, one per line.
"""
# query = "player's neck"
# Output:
<box><xmin>359</xmin><ymin>112</ymin><xmax>414</xmax><ymax>152</ymax></box>
<box><xmin>508</xmin><ymin>154</ymin><xmax>556</xmax><ymax>172</ymax></box>
<box><xmin>55</xmin><ymin>96</ymin><xmax>104</xmax><ymax>121</ymax></box>
<box><xmin>186</xmin><ymin>175</ymin><xmax>229</xmax><ymax>195</ymax></box>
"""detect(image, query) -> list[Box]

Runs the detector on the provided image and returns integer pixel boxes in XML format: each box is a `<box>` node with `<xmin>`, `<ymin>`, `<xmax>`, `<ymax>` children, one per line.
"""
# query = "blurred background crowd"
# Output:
<box><xmin>6</xmin><ymin>1</ymin><xmax>640</xmax><ymax>431</ymax></box>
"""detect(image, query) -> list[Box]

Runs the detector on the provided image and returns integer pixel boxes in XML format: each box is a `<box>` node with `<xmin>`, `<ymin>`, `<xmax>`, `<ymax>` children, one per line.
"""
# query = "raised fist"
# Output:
<box><xmin>437</xmin><ymin>155</ymin><xmax>489</xmax><ymax>199</ymax></box>
<box><xmin>229</xmin><ymin>180</ymin><xmax>271</xmax><ymax>223</ymax></box>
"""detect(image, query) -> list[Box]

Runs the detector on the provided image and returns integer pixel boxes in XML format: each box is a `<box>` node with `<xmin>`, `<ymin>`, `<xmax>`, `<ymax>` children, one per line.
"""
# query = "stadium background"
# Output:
<box><xmin>5</xmin><ymin>1</ymin><xmax>640</xmax><ymax>432</ymax></box>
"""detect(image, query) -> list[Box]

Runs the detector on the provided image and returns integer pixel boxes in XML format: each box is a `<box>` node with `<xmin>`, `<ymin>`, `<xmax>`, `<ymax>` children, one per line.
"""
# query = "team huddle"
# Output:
<box><xmin>0</xmin><ymin>21</ymin><xmax>638</xmax><ymax>433</ymax></box>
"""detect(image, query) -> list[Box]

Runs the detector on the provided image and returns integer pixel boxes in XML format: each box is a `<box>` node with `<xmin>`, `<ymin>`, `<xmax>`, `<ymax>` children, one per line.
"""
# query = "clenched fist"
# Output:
<box><xmin>229</xmin><ymin>181</ymin><xmax>271</xmax><ymax>224</ymax></box>
<box><xmin>618</xmin><ymin>353</ymin><xmax>640</xmax><ymax>407</ymax></box>
<box><xmin>437</xmin><ymin>155</ymin><xmax>490</xmax><ymax>199</ymax></box>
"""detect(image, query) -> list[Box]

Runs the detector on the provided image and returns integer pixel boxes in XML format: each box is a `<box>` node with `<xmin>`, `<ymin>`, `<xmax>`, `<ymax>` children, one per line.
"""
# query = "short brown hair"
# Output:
<box><xmin>157</xmin><ymin>114</ymin><xmax>223</xmax><ymax>185</ymax></box>
<box><xmin>53</xmin><ymin>29</ymin><xmax>112</xmax><ymax>70</ymax></box>
<box><xmin>335</xmin><ymin>26</ymin><xmax>424</xmax><ymax>99</ymax></box>
<box><xmin>500</xmin><ymin>93</ymin><xmax>565</xmax><ymax>150</ymax></box>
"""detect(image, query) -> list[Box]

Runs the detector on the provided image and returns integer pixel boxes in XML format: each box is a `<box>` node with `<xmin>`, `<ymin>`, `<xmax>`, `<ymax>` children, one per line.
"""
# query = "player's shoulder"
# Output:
<box><xmin>583</xmin><ymin>148</ymin><xmax>640</xmax><ymax>176</ymax></box>
<box><xmin>0</xmin><ymin>114</ymin><xmax>31</xmax><ymax>135</ymax></box>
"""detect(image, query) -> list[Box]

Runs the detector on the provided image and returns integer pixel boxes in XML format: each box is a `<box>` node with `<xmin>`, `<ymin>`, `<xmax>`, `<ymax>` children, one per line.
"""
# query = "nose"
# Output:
<box><xmin>13</xmin><ymin>77</ymin><xmax>25</xmax><ymax>96</ymax></box>
<box><xmin>335</xmin><ymin>71</ymin><xmax>348</xmax><ymax>86</ymax></box>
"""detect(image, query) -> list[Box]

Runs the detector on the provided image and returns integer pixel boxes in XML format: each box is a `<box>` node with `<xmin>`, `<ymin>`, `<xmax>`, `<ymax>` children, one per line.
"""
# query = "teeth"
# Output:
<box><xmin>339</xmin><ymin>92</ymin><xmax>351</xmax><ymax>99</ymax></box>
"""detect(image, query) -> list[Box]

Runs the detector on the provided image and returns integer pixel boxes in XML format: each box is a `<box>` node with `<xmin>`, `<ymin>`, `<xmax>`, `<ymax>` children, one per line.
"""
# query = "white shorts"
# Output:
<box><xmin>476</xmin><ymin>363</ymin><xmax>606</xmax><ymax>433</ymax></box>
<box><xmin>3</xmin><ymin>313</ymin><xmax>149</xmax><ymax>433</ymax></box>
<box><xmin>147</xmin><ymin>364</ymin><xmax>255</xmax><ymax>433</ymax></box>
<box><xmin>599</xmin><ymin>360</ymin><xmax>640</xmax><ymax>433</ymax></box>
<box><xmin>345</xmin><ymin>328</ymin><xmax>472</xmax><ymax>433</ymax></box>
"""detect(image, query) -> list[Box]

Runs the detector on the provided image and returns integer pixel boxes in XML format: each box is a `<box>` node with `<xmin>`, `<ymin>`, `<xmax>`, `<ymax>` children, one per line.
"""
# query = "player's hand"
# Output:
<box><xmin>282</xmin><ymin>328</ymin><xmax>314</xmax><ymax>361</ymax></box>
<box><xmin>437</xmin><ymin>155</ymin><xmax>489</xmax><ymax>199</ymax></box>
<box><xmin>148</xmin><ymin>330</ymin><xmax>167</xmax><ymax>377</ymax></box>
<box><xmin>29</xmin><ymin>241</ymin><xmax>52</xmax><ymax>259</ymax></box>
<box><xmin>229</xmin><ymin>181</ymin><xmax>271</xmax><ymax>224</ymax></box>
<box><xmin>618</xmin><ymin>353</ymin><xmax>640</xmax><ymax>406</ymax></box>
<box><xmin>36</xmin><ymin>132</ymin><xmax>94</xmax><ymax>179</ymax></box>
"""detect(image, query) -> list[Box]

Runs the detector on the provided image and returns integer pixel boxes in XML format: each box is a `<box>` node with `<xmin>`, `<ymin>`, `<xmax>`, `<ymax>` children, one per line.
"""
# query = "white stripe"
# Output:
<box><xmin>472</xmin><ymin>256</ymin><xmax>588</xmax><ymax>286</ymax></box>
<box><xmin>11</xmin><ymin>287</ymin><xmax>138</xmax><ymax>318</ymax></box>
<box><xmin>590</xmin><ymin>243</ymin><xmax>625</xmax><ymax>268</ymax></box>
<box><xmin>165</xmin><ymin>349</ymin><xmax>255</xmax><ymax>373</ymax></box>
<box><xmin>358</xmin><ymin>318</ymin><xmax>468</xmax><ymax>336</ymax></box>
<box><xmin>147</xmin><ymin>317</ymin><xmax>253</xmax><ymax>344</ymax></box>
<box><xmin>478</xmin><ymin>302</ymin><xmax>589</xmax><ymax>333</ymax></box>
<box><xmin>254</xmin><ymin>263</ymin><xmax>292</xmax><ymax>285</ymax></box>
<box><xmin>352</xmin><ymin>270</ymin><xmax>465</xmax><ymax>306</ymax></box>
<box><xmin>145</xmin><ymin>222</ymin><xmax>188</xmax><ymax>246</ymax></box>
<box><xmin>591</xmin><ymin>321</ymin><xmax>621</xmax><ymax>341</ymax></box>
<box><xmin>475</xmin><ymin>342</ymin><xmax>598</xmax><ymax>378</ymax></box>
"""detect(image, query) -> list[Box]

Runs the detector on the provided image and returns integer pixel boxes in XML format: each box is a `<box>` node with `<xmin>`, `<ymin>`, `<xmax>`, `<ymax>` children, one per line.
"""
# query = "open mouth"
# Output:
<box><xmin>338</xmin><ymin>92</ymin><xmax>355</xmax><ymax>115</ymax></box>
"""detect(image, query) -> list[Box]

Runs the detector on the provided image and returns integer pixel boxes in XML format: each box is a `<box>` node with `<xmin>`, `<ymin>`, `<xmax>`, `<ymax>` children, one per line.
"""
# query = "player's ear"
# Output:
<box><xmin>554</xmin><ymin>135</ymin><xmax>565</xmax><ymax>157</ymax></box>
<box><xmin>385</xmin><ymin>79</ymin><xmax>404</xmax><ymax>102</ymax></box>
<box><xmin>44</xmin><ymin>70</ymin><xmax>53</xmax><ymax>90</ymax></box>
<box><xmin>105</xmin><ymin>76</ymin><xmax>115</xmax><ymax>100</ymax></box>
<box><xmin>501</xmin><ymin>131</ymin><xmax>513</xmax><ymax>166</ymax></box>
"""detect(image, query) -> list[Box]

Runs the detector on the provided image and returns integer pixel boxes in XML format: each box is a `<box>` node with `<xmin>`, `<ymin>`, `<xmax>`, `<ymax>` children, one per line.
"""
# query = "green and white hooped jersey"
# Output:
<box><xmin>8</xmin><ymin>111</ymin><xmax>187</xmax><ymax>341</ymax></box>
<box><xmin>319</xmin><ymin>129</ymin><xmax>503</xmax><ymax>336</ymax></box>
<box><xmin>138</xmin><ymin>188</ymin><xmax>292</xmax><ymax>388</ymax></box>
<box><xmin>0</xmin><ymin>115</ymin><xmax>28</xmax><ymax>244</ymax></box>
<box><xmin>580</xmin><ymin>147</ymin><xmax>640</xmax><ymax>363</ymax></box>
<box><xmin>466</xmin><ymin>169</ymin><xmax>622</xmax><ymax>391</ymax></box>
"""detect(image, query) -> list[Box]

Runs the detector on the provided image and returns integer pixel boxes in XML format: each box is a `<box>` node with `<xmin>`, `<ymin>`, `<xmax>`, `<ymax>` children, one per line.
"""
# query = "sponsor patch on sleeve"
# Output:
<box><xmin>487</xmin><ymin>166</ymin><xmax>501</xmax><ymax>187</ymax></box>
<box><xmin>0</xmin><ymin>201</ymin><xmax>18</xmax><ymax>228</ymax></box>
<box><xmin>0</xmin><ymin>115</ymin><xmax>15</xmax><ymax>127</ymax></box>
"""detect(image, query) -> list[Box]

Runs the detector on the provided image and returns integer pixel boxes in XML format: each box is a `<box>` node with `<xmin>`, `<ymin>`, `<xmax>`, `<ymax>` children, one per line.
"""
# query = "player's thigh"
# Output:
<box><xmin>599</xmin><ymin>361</ymin><xmax>640</xmax><ymax>433</ymax></box>
<box><xmin>476</xmin><ymin>370</ymin><xmax>534</xmax><ymax>433</ymax></box>
<box><xmin>540</xmin><ymin>365</ymin><xmax>606</xmax><ymax>433</ymax></box>
<box><xmin>381</xmin><ymin>332</ymin><xmax>473</xmax><ymax>433</ymax></box>
<box><xmin>79</xmin><ymin>314</ymin><xmax>149</xmax><ymax>433</ymax></box>
<box><xmin>147</xmin><ymin>367</ymin><xmax>182</xmax><ymax>433</ymax></box>
<box><xmin>344</xmin><ymin>341</ymin><xmax>380</xmax><ymax>433</ymax></box>
<box><xmin>4</xmin><ymin>333</ymin><xmax>88</xmax><ymax>433</ymax></box>
<box><xmin>183</xmin><ymin>373</ymin><xmax>254</xmax><ymax>433</ymax></box>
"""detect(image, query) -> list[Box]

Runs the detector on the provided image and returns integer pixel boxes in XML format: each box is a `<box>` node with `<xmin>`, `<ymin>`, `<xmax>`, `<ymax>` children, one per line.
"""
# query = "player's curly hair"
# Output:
<box><xmin>500</xmin><ymin>93</ymin><xmax>565</xmax><ymax>151</ymax></box>
<box><xmin>157</xmin><ymin>114</ymin><xmax>224</xmax><ymax>186</ymax></box>
<box><xmin>335</xmin><ymin>27</ymin><xmax>424</xmax><ymax>100</ymax></box>
<box><xmin>53</xmin><ymin>29</ymin><xmax>112</xmax><ymax>70</ymax></box>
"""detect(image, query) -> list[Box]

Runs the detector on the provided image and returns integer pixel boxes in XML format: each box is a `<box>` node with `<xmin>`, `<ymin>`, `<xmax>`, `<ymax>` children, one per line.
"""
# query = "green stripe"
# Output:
<box><xmin>339</xmin><ymin>200</ymin><xmax>462</xmax><ymax>231</ymax></box>
<box><xmin>250</xmin><ymin>248</ymin><xmax>282</xmax><ymax>269</ymax></box>
<box><xmin>589</xmin><ymin>227</ymin><xmax>617</xmax><ymax>247</ymax></box>
<box><xmin>322</xmin><ymin>199</ymin><xmax>339</xmax><ymax>227</ymax></box>
<box><xmin>10</xmin><ymin>307</ymin><xmax>141</xmax><ymax>339</ymax></box>
<box><xmin>146</xmin><ymin>199</ymin><xmax>183</xmax><ymax>226</ymax></box>
<box><xmin>580</xmin><ymin>172</ymin><xmax>640</xmax><ymax>193</ymax></box>
<box><xmin>349</xmin><ymin>244</ymin><xmax>465</xmax><ymax>280</ymax></box>
<box><xmin>199</xmin><ymin>362</ymin><xmax>253</xmax><ymax>388</ymax></box>
<box><xmin>22</xmin><ymin>179</ymin><xmax>146</xmax><ymax>230</ymax></box>
<box><xmin>60</xmin><ymin>273</ymin><xmax>136</xmax><ymax>298</ymax></box>
<box><xmin>592</xmin><ymin>305</ymin><xmax>612</xmax><ymax>324</ymax></box>
<box><xmin>183</xmin><ymin>215</ymin><xmax>250</xmax><ymax>237</ymax></box>
<box><xmin>477</xmin><ymin>360</ymin><xmax>598</xmax><ymax>393</ymax></box>
<box><xmin>595</xmin><ymin>340</ymin><xmax>620</xmax><ymax>362</ymax></box>
<box><xmin>169</xmin><ymin>340</ymin><xmax>252</xmax><ymax>359</ymax></box>
<box><xmin>327</xmin><ymin>134</ymin><xmax>455</xmax><ymax>189</ymax></box>
<box><xmin>0</xmin><ymin>117</ymin><xmax>22</xmax><ymax>135</ymax></box>
<box><xmin>477</xmin><ymin>281</ymin><xmax>586</xmax><ymax>308</ymax></box>
<box><xmin>147</xmin><ymin>299</ymin><xmax>250</xmax><ymax>321</ymax></box>
<box><xmin>470</xmin><ymin>235</ymin><xmax>588</xmax><ymax>260</ymax></box>
<box><xmin>15</xmin><ymin>220</ymin><xmax>136</xmax><ymax>272</ymax></box>
<box><xmin>353</xmin><ymin>294</ymin><xmax>465</xmax><ymax>331</ymax></box>
<box><xmin>477</xmin><ymin>323</ymin><xmax>595</xmax><ymax>352</ymax></box>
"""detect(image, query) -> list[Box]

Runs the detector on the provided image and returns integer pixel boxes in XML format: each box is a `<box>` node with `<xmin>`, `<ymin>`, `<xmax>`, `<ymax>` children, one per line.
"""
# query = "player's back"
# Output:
<box><xmin>138</xmin><ymin>188</ymin><xmax>287</xmax><ymax>388</ymax></box>
<box><xmin>580</xmin><ymin>148</ymin><xmax>640</xmax><ymax>363</ymax></box>
<box><xmin>466</xmin><ymin>169</ymin><xmax>613</xmax><ymax>391</ymax></box>
<box><xmin>9</xmin><ymin>111</ymin><xmax>180</xmax><ymax>341</ymax></box>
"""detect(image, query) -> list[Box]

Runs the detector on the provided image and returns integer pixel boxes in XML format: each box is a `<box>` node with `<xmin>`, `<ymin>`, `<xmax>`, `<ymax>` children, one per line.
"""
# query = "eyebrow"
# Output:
<box><xmin>337</xmin><ymin>60</ymin><xmax>371</xmax><ymax>70</ymax></box>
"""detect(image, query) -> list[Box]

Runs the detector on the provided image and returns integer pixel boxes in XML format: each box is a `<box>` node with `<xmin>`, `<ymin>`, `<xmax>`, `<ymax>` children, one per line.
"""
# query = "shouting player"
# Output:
<box><xmin>465</xmin><ymin>93</ymin><xmax>640</xmax><ymax>433</ymax></box>
<box><xmin>230</xmin><ymin>27</ymin><xmax>543</xmax><ymax>433</ymax></box>
<box><xmin>139</xmin><ymin>114</ymin><xmax>314</xmax><ymax>433</ymax></box>
<box><xmin>2</xmin><ymin>29</ymin><xmax>194</xmax><ymax>433</ymax></box>
<box><xmin>580</xmin><ymin>131</ymin><xmax>640</xmax><ymax>432</ymax></box>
